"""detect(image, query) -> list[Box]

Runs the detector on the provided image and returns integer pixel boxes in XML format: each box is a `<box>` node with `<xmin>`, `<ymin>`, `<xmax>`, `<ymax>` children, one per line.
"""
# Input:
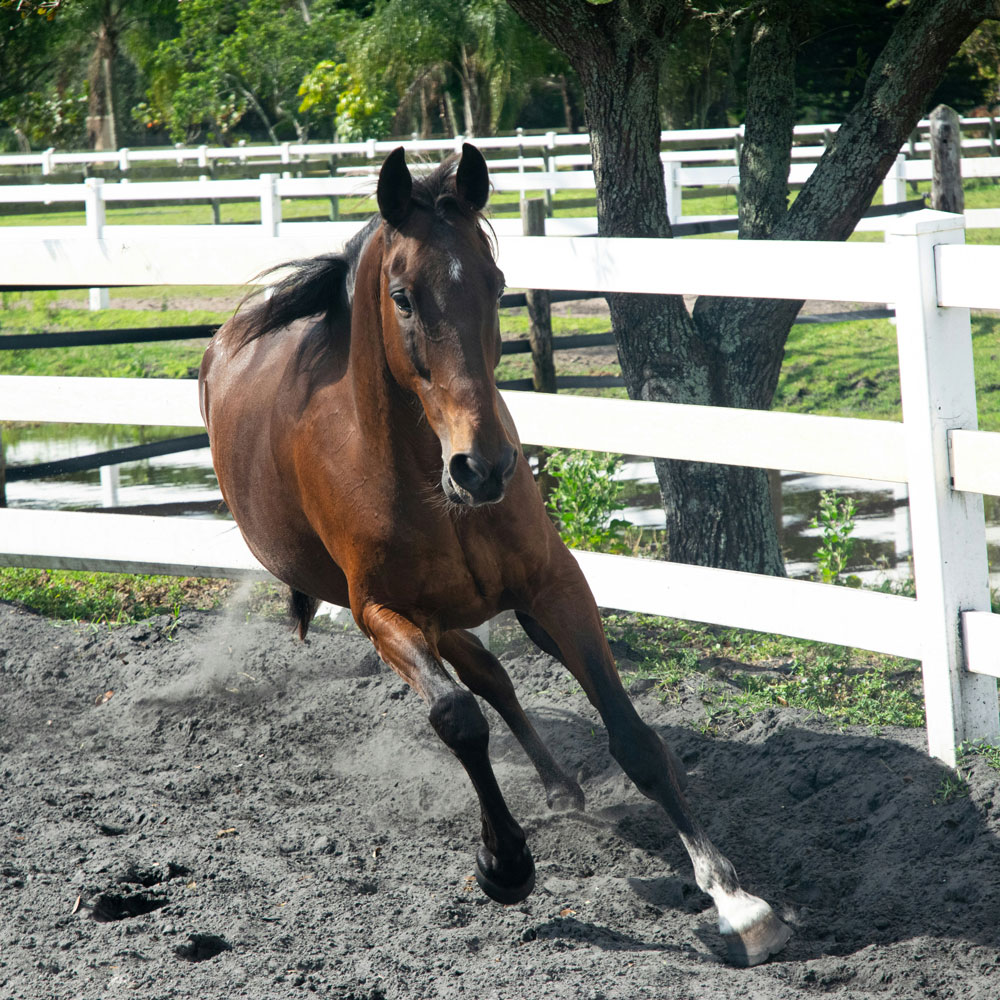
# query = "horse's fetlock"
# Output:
<box><xmin>428</xmin><ymin>688</ymin><xmax>488</xmax><ymax>751</ymax></box>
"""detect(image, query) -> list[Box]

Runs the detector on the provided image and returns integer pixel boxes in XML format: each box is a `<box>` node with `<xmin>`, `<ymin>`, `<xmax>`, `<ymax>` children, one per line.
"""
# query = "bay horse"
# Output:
<box><xmin>198</xmin><ymin>144</ymin><xmax>791</xmax><ymax>966</ymax></box>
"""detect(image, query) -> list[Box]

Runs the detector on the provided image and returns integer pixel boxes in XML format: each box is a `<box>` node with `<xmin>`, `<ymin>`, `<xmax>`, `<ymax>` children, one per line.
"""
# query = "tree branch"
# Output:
<box><xmin>737</xmin><ymin>2</ymin><xmax>797</xmax><ymax>239</ymax></box>
<box><xmin>782</xmin><ymin>0</ymin><xmax>999</xmax><ymax>241</ymax></box>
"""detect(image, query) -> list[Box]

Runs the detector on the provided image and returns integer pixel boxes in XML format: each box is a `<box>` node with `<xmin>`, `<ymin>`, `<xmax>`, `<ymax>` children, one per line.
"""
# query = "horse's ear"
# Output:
<box><xmin>455</xmin><ymin>143</ymin><xmax>490</xmax><ymax>212</ymax></box>
<box><xmin>377</xmin><ymin>146</ymin><xmax>412</xmax><ymax>228</ymax></box>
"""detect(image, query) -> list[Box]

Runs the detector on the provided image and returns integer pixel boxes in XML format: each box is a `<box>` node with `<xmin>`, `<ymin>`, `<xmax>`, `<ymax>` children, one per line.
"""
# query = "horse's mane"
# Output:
<box><xmin>231</xmin><ymin>156</ymin><xmax>492</xmax><ymax>364</ymax></box>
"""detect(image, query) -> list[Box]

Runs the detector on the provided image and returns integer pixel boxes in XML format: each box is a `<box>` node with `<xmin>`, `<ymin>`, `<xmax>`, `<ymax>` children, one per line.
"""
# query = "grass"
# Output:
<box><xmin>602</xmin><ymin>611</ymin><xmax>924</xmax><ymax>732</ymax></box>
<box><xmin>0</xmin><ymin>567</ymin><xmax>300</xmax><ymax>626</ymax></box>
<box><xmin>775</xmin><ymin>313</ymin><xmax>1000</xmax><ymax>431</ymax></box>
<box><xmin>0</xmin><ymin>567</ymin><xmax>232</xmax><ymax>623</ymax></box>
<box><xmin>0</xmin><ymin>287</ymin><xmax>233</xmax><ymax>379</ymax></box>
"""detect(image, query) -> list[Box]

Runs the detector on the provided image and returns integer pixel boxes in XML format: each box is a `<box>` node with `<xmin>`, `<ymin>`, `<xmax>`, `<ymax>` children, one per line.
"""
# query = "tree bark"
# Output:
<box><xmin>507</xmin><ymin>0</ymin><xmax>1000</xmax><ymax>576</ymax></box>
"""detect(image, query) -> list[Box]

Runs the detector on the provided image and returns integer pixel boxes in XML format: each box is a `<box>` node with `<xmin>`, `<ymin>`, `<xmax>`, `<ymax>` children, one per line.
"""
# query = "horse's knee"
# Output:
<box><xmin>428</xmin><ymin>688</ymin><xmax>489</xmax><ymax>753</ymax></box>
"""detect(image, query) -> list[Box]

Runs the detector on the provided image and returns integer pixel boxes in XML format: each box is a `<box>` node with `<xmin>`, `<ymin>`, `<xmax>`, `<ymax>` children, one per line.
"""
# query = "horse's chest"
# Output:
<box><xmin>364</xmin><ymin>518</ymin><xmax>507</xmax><ymax>621</ymax></box>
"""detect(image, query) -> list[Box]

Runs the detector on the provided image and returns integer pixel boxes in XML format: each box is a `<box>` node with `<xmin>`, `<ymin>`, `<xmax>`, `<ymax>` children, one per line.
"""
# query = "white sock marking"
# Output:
<box><xmin>712</xmin><ymin>889</ymin><xmax>774</xmax><ymax>935</ymax></box>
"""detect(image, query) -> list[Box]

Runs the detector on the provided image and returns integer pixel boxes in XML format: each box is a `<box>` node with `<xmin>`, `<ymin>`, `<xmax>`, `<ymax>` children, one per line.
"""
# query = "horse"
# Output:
<box><xmin>198</xmin><ymin>143</ymin><xmax>791</xmax><ymax>966</ymax></box>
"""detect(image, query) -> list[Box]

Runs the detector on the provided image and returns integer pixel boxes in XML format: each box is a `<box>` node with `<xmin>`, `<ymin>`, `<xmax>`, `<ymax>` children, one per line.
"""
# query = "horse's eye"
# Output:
<box><xmin>391</xmin><ymin>290</ymin><xmax>413</xmax><ymax>317</ymax></box>
<box><xmin>496</xmin><ymin>283</ymin><xmax>505</xmax><ymax>302</ymax></box>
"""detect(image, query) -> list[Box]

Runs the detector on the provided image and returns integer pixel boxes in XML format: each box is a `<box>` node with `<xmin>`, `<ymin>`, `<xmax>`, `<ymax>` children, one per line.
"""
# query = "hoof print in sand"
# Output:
<box><xmin>175</xmin><ymin>933</ymin><xmax>233</xmax><ymax>962</ymax></box>
<box><xmin>89</xmin><ymin>890</ymin><xmax>169</xmax><ymax>922</ymax></box>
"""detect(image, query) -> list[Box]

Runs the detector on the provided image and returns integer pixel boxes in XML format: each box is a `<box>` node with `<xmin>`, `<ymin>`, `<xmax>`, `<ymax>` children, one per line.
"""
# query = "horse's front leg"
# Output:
<box><xmin>439</xmin><ymin>628</ymin><xmax>585</xmax><ymax>811</ymax></box>
<box><xmin>360</xmin><ymin>604</ymin><xmax>535</xmax><ymax>904</ymax></box>
<box><xmin>519</xmin><ymin>556</ymin><xmax>791</xmax><ymax>966</ymax></box>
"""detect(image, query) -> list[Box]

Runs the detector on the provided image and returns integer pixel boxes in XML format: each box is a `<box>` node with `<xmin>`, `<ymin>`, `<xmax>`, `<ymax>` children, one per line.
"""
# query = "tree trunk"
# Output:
<box><xmin>86</xmin><ymin>21</ymin><xmax>117</xmax><ymax>151</ymax></box>
<box><xmin>557</xmin><ymin>74</ymin><xmax>574</xmax><ymax>133</ymax></box>
<box><xmin>515</xmin><ymin>0</ymin><xmax>788</xmax><ymax>573</ymax></box>
<box><xmin>419</xmin><ymin>77</ymin><xmax>431</xmax><ymax>138</ymax></box>
<box><xmin>459</xmin><ymin>46</ymin><xmax>477</xmax><ymax>136</ymax></box>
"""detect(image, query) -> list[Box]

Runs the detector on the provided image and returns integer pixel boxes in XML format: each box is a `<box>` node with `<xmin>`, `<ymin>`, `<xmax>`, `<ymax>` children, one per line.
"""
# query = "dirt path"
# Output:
<box><xmin>2</xmin><ymin>599</ymin><xmax>999</xmax><ymax>999</ymax></box>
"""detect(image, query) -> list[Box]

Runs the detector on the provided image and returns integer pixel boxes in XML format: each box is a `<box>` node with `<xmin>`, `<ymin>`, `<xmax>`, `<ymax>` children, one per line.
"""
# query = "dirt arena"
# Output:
<box><xmin>2</xmin><ymin>598</ymin><xmax>998</xmax><ymax>999</ymax></box>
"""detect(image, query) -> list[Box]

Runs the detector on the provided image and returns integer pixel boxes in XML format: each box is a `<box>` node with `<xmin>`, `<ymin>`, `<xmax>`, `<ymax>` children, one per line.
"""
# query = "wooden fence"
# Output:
<box><xmin>1</xmin><ymin>210</ymin><xmax>999</xmax><ymax>768</ymax></box>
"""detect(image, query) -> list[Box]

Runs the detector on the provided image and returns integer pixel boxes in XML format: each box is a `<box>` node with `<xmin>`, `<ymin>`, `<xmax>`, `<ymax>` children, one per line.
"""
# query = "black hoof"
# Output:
<box><xmin>474</xmin><ymin>845</ymin><xmax>535</xmax><ymax>905</ymax></box>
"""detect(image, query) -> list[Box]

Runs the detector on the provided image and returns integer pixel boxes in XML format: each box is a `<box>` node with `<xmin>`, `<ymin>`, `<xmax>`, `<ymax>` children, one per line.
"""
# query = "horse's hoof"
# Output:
<box><xmin>720</xmin><ymin>897</ymin><xmax>792</xmax><ymax>967</ymax></box>
<box><xmin>474</xmin><ymin>845</ymin><xmax>535</xmax><ymax>905</ymax></box>
<box><xmin>546</xmin><ymin>779</ymin><xmax>585</xmax><ymax>813</ymax></box>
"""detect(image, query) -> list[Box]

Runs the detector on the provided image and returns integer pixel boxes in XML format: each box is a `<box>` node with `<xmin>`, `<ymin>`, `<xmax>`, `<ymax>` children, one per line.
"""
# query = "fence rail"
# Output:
<box><xmin>1</xmin><ymin>115</ymin><xmax>995</xmax><ymax>175</ymax></box>
<box><xmin>0</xmin><ymin>149</ymin><xmax>986</xmax><ymax>249</ymax></box>
<box><xmin>1</xmin><ymin>210</ymin><xmax>999</xmax><ymax>769</ymax></box>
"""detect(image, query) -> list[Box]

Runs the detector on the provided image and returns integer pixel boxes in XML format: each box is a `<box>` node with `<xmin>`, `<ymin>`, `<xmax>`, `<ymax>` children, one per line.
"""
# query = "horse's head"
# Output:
<box><xmin>375</xmin><ymin>144</ymin><xmax>517</xmax><ymax>507</ymax></box>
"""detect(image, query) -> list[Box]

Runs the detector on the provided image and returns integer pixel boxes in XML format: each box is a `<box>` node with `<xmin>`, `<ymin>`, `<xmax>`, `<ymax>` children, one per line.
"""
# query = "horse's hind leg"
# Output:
<box><xmin>440</xmin><ymin>629</ymin><xmax>585</xmax><ymax>811</ymax></box>
<box><xmin>521</xmin><ymin>562</ymin><xmax>791</xmax><ymax>966</ymax></box>
<box><xmin>516</xmin><ymin>610</ymin><xmax>689</xmax><ymax>790</ymax></box>
<box><xmin>360</xmin><ymin>606</ymin><xmax>535</xmax><ymax>904</ymax></box>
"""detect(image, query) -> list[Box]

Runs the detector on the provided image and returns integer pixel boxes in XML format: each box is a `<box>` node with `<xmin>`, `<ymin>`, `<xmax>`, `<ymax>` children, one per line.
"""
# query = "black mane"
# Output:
<box><xmin>232</xmin><ymin>155</ymin><xmax>490</xmax><ymax>358</ymax></box>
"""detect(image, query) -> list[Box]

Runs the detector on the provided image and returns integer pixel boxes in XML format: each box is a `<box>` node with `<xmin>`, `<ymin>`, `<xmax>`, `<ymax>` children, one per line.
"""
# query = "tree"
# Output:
<box><xmin>507</xmin><ymin>0</ymin><xmax>1000</xmax><ymax>575</ymax></box>
<box><xmin>0</xmin><ymin>0</ymin><xmax>177</xmax><ymax>150</ymax></box>
<box><xmin>297</xmin><ymin>59</ymin><xmax>395</xmax><ymax>140</ymax></box>
<box><xmin>354</xmin><ymin>0</ymin><xmax>560</xmax><ymax>136</ymax></box>
<box><xmin>956</xmin><ymin>20</ymin><xmax>1000</xmax><ymax>108</ymax></box>
<box><xmin>146</xmin><ymin>0</ymin><xmax>354</xmax><ymax>144</ymax></box>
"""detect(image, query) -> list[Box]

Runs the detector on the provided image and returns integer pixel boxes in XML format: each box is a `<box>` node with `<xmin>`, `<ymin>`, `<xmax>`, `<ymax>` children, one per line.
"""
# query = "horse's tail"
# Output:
<box><xmin>288</xmin><ymin>589</ymin><xmax>319</xmax><ymax>641</ymax></box>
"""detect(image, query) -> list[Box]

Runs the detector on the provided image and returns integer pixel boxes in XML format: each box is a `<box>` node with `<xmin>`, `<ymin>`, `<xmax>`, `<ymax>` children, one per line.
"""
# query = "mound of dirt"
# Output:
<box><xmin>1</xmin><ymin>600</ymin><xmax>998</xmax><ymax>999</ymax></box>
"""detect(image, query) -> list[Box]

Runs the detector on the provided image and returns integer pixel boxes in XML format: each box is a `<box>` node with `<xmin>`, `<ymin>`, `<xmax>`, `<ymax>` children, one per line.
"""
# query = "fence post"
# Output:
<box><xmin>929</xmin><ymin>104</ymin><xmax>964</xmax><ymax>214</ymax></box>
<box><xmin>544</xmin><ymin>131</ymin><xmax>557</xmax><ymax>216</ymax></box>
<box><xmin>41</xmin><ymin>147</ymin><xmax>54</xmax><ymax>176</ymax></box>
<box><xmin>84</xmin><ymin>177</ymin><xmax>109</xmax><ymax>311</ymax></box>
<box><xmin>197</xmin><ymin>145</ymin><xmax>221</xmax><ymax>224</ymax></box>
<box><xmin>888</xmin><ymin>209</ymin><xmax>999</xmax><ymax>765</ymax></box>
<box><xmin>520</xmin><ymin>198</ymin><xmax>556</xmax><ymax>394</ymax></box>
<box><xmin>882</xmin><ymin>153</ymin><xmax>907</xmax><ymax>207</ymax></box>
<box><xmin>664</xmin><ymin>160</ymin><xmax>681</xmax><ymax>224</ymax></box>
<box><xmin>100</xmin><ymin>465</ymin><xmax>120</xmax><ymax>508</ymax></box>
<box><xmin>0</xmin><ymin>425</ymin><xmax>6</xmax><ymax>508</ymax></box>
<box><xmin>259</xmin><ymin>173</ymin><xmax>281</xmax><ymax>236</ymax></box>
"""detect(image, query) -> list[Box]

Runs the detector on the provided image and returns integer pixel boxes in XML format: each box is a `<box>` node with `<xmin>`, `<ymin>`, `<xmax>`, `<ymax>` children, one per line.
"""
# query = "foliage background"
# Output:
<box><xmin>1</xmin><ymin>0</ymin><xmax>998</xmax><ymax>151</ymax></box>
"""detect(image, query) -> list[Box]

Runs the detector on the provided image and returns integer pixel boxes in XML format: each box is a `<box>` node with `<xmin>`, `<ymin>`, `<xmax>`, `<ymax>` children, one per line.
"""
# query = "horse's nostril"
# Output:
<box><xmin>449</xmin><ymin>452</ymin><xmax>490</xmax><ymax>494</ymax></box>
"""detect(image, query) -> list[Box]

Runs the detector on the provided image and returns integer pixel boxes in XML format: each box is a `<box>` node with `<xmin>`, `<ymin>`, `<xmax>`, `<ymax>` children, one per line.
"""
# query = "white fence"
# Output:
<box><xmin>1</xmin><ymin>210</ymin><xmax>999</xmax><ymax>767</ymax></box>
<box><xmin>1</xmin><ymin>115</ymin><xmax>996</xmax><ymax>175</ymax></box>
<box><xmin>4</xmin><ymin>150</ymin><xmax>1000</xmax><ymax>258</ymax></box>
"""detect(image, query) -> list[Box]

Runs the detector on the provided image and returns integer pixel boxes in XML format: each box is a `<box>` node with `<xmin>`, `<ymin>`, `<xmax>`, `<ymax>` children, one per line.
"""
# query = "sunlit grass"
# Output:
<box><xmin>601</xmin><ymin>611</ymin><xmax>924</xmax><ymax>730</ymax></box>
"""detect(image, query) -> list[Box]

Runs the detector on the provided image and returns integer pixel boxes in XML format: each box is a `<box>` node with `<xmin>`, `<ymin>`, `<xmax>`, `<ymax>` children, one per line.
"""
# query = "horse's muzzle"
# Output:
<box><xmin>444</xmin><ymin>446</ymin><xmax>518</xmax><ymax>506</ymax></box>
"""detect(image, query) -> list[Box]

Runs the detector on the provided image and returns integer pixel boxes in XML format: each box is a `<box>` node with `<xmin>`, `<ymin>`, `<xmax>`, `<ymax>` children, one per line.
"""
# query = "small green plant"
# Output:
<box><xmin>544</xmin><ymin>448</ymin><xmax>631</xmax><ymax>552</ymax></box>
<box><xmin>811</xmin><ymin>489</ymin><xmax>860</xmax><ymax>586</ymax></box>
<box><xmin>934</xmin><ymin>771</ymin><xmax>971</xmax><ymax>805</ymax></box>
<box><xmin>958</xmin><ymin>739</ymin><xmax>1000</xmax><ymax>771</ymax></box>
